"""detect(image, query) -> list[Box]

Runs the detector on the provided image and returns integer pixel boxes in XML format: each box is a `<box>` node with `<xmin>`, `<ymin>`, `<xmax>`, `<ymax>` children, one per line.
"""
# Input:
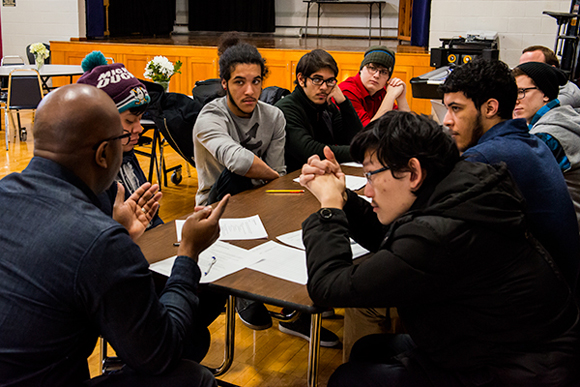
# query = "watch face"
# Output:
<box><xmin>320</xmin><ymin>208</ymin><xmax>333</xmax><ymax>219</ymax></box>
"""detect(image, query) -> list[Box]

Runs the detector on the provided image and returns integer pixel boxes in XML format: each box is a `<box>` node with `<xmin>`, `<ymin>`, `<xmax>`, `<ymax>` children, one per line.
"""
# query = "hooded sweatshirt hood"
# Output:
<box><xmin>400</xmin><ymin>161</ymin><xmax>528</xmax><ymax>236</ymax></box>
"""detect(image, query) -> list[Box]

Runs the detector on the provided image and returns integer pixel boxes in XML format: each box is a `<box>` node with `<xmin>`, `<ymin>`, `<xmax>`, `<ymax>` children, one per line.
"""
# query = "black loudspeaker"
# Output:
<box><xmin>430</xmin><ymin>37</ymin><xmax>499</xmax><ymax>69</ymax></box>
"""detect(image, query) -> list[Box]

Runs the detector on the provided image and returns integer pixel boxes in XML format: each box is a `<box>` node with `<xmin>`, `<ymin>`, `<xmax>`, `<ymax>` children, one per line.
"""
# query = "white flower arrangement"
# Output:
<box><xmin>29</xmin><ymin>42</ymin><xmax>50</xmax><ymax>61</ymax></box>
<box><xmin>144</xmin><ymin>56</ymin><xmax>182</xmax><ymax>83</ymax></box>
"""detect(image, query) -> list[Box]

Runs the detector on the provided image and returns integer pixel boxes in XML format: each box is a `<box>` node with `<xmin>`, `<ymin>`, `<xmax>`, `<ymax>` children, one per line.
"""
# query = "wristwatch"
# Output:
<box><xmin>319</xmin><ymin>208</ymin><xmax>334</xmax><ymax>219</ymax></box>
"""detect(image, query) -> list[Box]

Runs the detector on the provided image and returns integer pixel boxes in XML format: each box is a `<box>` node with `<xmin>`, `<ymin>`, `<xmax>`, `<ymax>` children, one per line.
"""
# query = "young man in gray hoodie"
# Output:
<box><xmin>513</xmin><ymin>61</ymin><xmax>580</xmax><ymax>233</ymax></box>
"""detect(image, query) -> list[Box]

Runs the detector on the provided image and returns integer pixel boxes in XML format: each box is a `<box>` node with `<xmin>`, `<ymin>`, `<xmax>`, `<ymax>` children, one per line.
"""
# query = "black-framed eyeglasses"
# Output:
<box><xmin>307</xmin><ymin>76</ymin><xmax>337</xmax><ymax>87</ymax></box>
<box><xmin>517</xmin><ymin>87</ymin><xmax>538</xmax><ymax>100</ymax></box>
<box><xmin>364</xmin><ymin>165</ymin><xmax>390</xmax><ymax>184</ymax></box>
<box><xmin>92</xmin><ymin>132</ymin><xmax>131</xmax><ymax>150</ymax></box>
<box><xmin>366</xmin><ymin>64</ymin><xmax>390</xmax><ymax>77</ymax></box>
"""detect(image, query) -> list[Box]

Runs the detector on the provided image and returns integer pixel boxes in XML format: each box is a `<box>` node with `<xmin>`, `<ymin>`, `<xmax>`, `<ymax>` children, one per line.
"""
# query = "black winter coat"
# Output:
<box><xmin>303</xmin><ymin>161</ymin><xmax>580</xmax><ymax>385</ymax></box>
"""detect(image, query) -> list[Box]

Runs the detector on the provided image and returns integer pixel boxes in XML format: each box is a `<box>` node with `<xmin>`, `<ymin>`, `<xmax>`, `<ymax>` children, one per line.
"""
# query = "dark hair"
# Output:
<box><xmin>218</xmin><ymin>32</ymin><xmax>268</xmax><ymax>81</ymax></box>
<box><xmin>295</xmin><ymin>49</ymin><xmax>339</xmax><ymax>85</ymax></box>
<box><xmin>128</xmin><ymin>102</ymin><xmax>148</xmax><ymax>116</ymax></box>
<box><xmin>351</xmin><ymin>111</ymin><xmax>460</xmax><ymax>190</ymax></box>
<box><xmin>439</xmin><ymin>58</ymin><xmax>517</xmax><ymax>120</ymax></box>
<box><xmin>522</xmin><ymin>45</ymin><xmax>560</xmax><ymax>68</ymax></box>
<box><xmin>511</xmin><ymin>67</ymin><xmax>526</xmax><ymax>78</ymax></box>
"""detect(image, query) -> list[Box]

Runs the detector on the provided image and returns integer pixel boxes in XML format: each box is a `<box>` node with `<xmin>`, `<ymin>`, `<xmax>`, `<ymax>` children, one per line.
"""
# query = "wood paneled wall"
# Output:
<box><xmin>50</xmin><ymin>41</ymin><xmax>433</xmax><ymax>114</ymax></box>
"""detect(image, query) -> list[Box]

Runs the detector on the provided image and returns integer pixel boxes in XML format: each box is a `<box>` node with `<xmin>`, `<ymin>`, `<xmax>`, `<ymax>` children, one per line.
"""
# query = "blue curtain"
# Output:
<box><xmin>86</xmin><ymin>0</ymin><xmax>105</xmax><ymax>38</ymax></box>
<box><xmin>411</xmin><ymin>0</ymin><xmax>431</xmax><ymax>47</ymax></box>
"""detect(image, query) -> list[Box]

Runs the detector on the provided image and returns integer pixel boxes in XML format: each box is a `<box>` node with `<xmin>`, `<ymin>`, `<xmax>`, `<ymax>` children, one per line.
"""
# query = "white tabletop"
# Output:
<box><xmin>0</xmin><ymin>64</ymin><xmax>84</xmax><ymax>77</ymax></box>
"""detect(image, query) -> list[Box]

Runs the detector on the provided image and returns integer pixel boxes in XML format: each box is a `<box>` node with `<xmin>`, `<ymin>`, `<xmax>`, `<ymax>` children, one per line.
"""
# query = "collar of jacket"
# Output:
<box><xmin>294</xmin><ymin>84</ymin><xmax>329</xmax><ymax>113</ymax></box>
<box><xmin>529</xmin><ymin>99</ymin><xmax>561</xmax><ymax>129</ymax></box>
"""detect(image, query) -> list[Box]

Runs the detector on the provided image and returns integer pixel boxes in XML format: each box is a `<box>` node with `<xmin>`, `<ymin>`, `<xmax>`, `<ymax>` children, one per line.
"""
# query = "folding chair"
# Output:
<box><xmin>3</xmin><ymin>69</ymin><xmax>44</xmax><ymax>150</ymax></box>
<box><xmin>0</xmin><ymin>55</ymin><xmax>26</xmax><ymax>138</ymax></box>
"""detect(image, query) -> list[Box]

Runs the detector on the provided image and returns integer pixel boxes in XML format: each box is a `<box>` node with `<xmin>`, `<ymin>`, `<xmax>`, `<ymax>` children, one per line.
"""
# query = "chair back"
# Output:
<box><xmin>1</xmin><ymin>56</ymin><xmax>26</xmax><ymax>91</ymax></box>
<box><xmin>7</xmin><ymin>69</ymin><xmax>44</xmax><ymax>109</ymax></box>
<box><xmin>1</xmin><ymin>55</ymin><xmax>25</xmax><ymax>66</ymax></box>
<box><xmin>25</xmin><ymin>43</ymin><xmax>51</xmax><ymax>65</ymax></box>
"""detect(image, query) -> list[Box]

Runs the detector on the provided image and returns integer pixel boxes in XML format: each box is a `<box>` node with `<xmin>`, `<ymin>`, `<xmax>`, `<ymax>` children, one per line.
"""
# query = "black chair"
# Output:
<box><xmin>134</xmin><ymin>79</ymin><xmax>184</xmax><ymax>188</ymax></box>
<box><xmin>0</xmin><ymin>56</ymin><xmax>26</xmax><ymax>137</ymax></box>
<box><xmin>3</xmin><ymin>69</ymin><xmax>43</xmax><ymax>149</ymax></box>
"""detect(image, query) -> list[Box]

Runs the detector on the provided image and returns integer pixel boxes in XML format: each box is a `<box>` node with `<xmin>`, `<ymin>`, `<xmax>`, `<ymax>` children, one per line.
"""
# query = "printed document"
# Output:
<box><xmin>247</xmin><ymin>241</ymin><xmax>308</xmax><ymax>284</ymax></box>
<box><xmin>149</xmin><ymin>241</ymin><xmax>261</xmax><ymax>284</ymax></box>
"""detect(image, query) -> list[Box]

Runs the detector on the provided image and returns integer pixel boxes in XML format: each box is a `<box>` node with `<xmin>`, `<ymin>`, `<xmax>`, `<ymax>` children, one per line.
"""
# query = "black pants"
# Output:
<box><xmin>329</xmin><ymin>334</ymin><xmax>499</xmax><ymax>387</ymax></box>
<box><xmin>84</xmin><ymin>359</ymin><xmax>216</xmax><ymax>387</ymax></box>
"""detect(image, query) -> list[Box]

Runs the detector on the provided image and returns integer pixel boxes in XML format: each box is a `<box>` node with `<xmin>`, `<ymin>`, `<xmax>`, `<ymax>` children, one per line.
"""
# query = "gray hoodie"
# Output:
<box><xmin>531</xmin><ymin>105</ymin><xmax>580</xmax><ymax>233</ymax></box>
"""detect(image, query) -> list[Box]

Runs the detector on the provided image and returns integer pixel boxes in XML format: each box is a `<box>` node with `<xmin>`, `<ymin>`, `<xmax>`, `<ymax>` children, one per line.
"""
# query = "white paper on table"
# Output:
<box><xmin>344</xmin><ymin>175</ymin><xmax>367</xmax><ymax>191</ymax></box>
<box><xmin>218</xmin><ymin>215</ymin><xmax>268</xmax><ymax>240</ymax></box>
<box><xmin>247</xmin><ymin>241</ymin><xmax>308</xmax><ymax>284</ymax></box>
<box><xmin>276</xmin><ymin>229</ymin><xmax>304</xmax><ymax>250</ymax></box>
<box><xmin>340</xmin><ymin>161</ymin><xmax>363</xmax><ymax>168</ymax></box>
<box><xmin>175</xmin><ymin>219</ymin><xmax>185</xmax><ymax>242</ymax></box>
<box><xmin>293</xmin><ymin>174</ymin><xmax>366</xmax><ymax>191</ymax></box>
<box><xmin>276</xmin><ymin>229</ymin><xmax>370</xmax><ymax>259</ymax></box>
<box><xmin>149</xmin><ymin>241</ymin><xmax>262</xmax><ymax>283</ymax></box>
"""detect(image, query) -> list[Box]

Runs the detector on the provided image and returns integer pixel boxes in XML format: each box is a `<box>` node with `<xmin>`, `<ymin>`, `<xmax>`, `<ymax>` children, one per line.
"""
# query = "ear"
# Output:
<box><xmin>94</xmin><ymin>142</ymin><xmax>109</xmax><ymax>169</ymax></box>
<box><xmin>407</xmin><ymin>157</ymin><xmax>426</xmax><ymax>192</ymax></box>
<box><xmin>481</xmin><ymin>98</ymin><xmax>499</xmax><ymax>118</ymax></box>
<box><xmin>297</xmin><ymin>73</ymin><xmax>306</xmax><ymax>88</ymax></box>
<box><xmin>221</xmin><ymin>78</ymin><xmax>227</xmax><ymax>91</ymax></box>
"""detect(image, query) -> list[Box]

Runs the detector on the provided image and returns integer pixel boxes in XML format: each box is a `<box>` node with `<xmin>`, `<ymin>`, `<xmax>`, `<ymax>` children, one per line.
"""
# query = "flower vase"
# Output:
<box><xmin>156</xmin><ymin>80</ymin><xmax>169</xmax><ymax>92</ymax></box>
<box><xmin>36</xmin><ymin>56</ymin><xmax>44</xmax><ymax>71</ymax></box>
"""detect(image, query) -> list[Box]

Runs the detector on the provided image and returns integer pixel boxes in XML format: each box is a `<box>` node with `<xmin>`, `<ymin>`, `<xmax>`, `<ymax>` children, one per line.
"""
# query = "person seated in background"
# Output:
<box><xmin>193</xmin><ymin>33</ymin><xmax>286</xmax><ymax>206</ymax></box>
<box><xmin>339</xmin><ymin>46</ymin><xmax>410</xmax><ymax>127</ymax></box>
<box><xmin>440</xmin><ymin>58</ymin><xmax>580</xmax><ymax>290</ymax></box>
<box><xmin>299</xmin><ymin>111</ymin><xmax>580</xmax><ymax>387</ymax></box>
<box><xmin>512</xmin><ymin>61</ymin><xmax>580</xmax><ymax>233</ymax></box>
<box><xmin>195</xmin><ymin>39</ymin><xmax>341</xmax><ymax>347</ymax></box>
<box><xmin>275</xmin><ymin>49</ymin><xmax>363</xmax><ymax>172</ymax></box>
<box><xmin>0</xmin><ymin>83</ymin><xmax>230</xmax><ymax>387</ymax></box>
<box><xmin>519</xmin><ymin>45</ymin><xmax>580</xmax><ymax>108</ymax></box>
<box><xmin>77</xmin><ymin>51</ymin><xmax>163</xmax><ymax>229</ymax></box>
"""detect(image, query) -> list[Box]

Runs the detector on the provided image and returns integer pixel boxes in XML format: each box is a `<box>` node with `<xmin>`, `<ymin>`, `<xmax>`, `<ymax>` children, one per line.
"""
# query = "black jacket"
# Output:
<box><xmin>275</xmin><ymin>86</ymin><xmax>363</xmax><ymax>172</ymax></box>
<box><xmin>303</xmin><ymin>161</ymin><xmax>580</xmax><ymax>385</ymax></box>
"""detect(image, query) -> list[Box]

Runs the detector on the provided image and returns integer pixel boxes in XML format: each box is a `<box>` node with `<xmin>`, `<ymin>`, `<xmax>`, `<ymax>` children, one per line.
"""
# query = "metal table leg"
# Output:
<box><xmin>304</xmin><ymin>1</ymin><xmax>311</xmax><ymax>38</ymax></box>
<box><xmin>379</xmin><ymin>3</ymin><xmax>383</xmax><ymax>42</ymax></box>
<box><xmin>206</xmin><ymin>295</ymin><xmax>236</xmax><ymax>376</ymax></box>
<box><xmin>317</xmin><ymin>2</ymin><xmax>321</xmax><ymax>37</ymax></box>
<box><xmin>368</xmin><ymin>4</ymin><xmax>373</xmax><ymax>40</ymax></box>
<box><xmin>307</xmin><ymin>313</ymin><xmax>322</xmax><ymax>387</ymax></box>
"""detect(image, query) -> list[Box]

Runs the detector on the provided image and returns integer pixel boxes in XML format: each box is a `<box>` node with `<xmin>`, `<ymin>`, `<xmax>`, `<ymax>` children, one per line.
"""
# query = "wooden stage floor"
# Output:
<box><xmin>83</xmin><ymin>30</ymin><xmax>410</xmax><ymax>53</ymax></box>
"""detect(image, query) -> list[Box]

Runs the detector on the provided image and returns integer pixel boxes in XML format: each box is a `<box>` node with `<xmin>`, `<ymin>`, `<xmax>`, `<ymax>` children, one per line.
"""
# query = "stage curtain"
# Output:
<box><xmin>188</xmin><ymin>0</ymin><xmax>275</xmax><ymax>33</ymax></box>
<box><xmin>411</xmin><ymin>0</ymin><xmax>431</xmax><ymax>47</ymax></box>
<box><xmin>108</xmin><ymin>0</ymin><xmax>176</xmax><ymax>37</ymax></box>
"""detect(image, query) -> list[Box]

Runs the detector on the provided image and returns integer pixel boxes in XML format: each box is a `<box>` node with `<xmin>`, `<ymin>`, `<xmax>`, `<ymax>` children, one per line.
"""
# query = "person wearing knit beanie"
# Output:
<box><xmin>519</xmin><ymin>45</ymin><xmax>580</xmax><ymax>109</ymax></box>
<box><xmin>340</xmin><ymin>46</ymin><xmax>410</xmax><ymax>126</ymax></box>
<box><xmin>77</xmin><ymin>51</ymin><xmax>163</xmax><ymax>231</ymax></box>
<box><xmin>78</xmin><ymin>51</ymin><xmax>151</xmax><ymax>152</ymax></box>
<box><xmin>513</xmin><ymin>61</ymin><xmax>568</xmax><ymax>125</ymax></box>
<box><xmin>513</xmin><ymin>62</ymin><xmax>580</xmax><ymax>235</ymax></box>
<box><xmin>360</xmin><ymin>46</ymin><xmax>396</xmax><ymax>75</ymax></box>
